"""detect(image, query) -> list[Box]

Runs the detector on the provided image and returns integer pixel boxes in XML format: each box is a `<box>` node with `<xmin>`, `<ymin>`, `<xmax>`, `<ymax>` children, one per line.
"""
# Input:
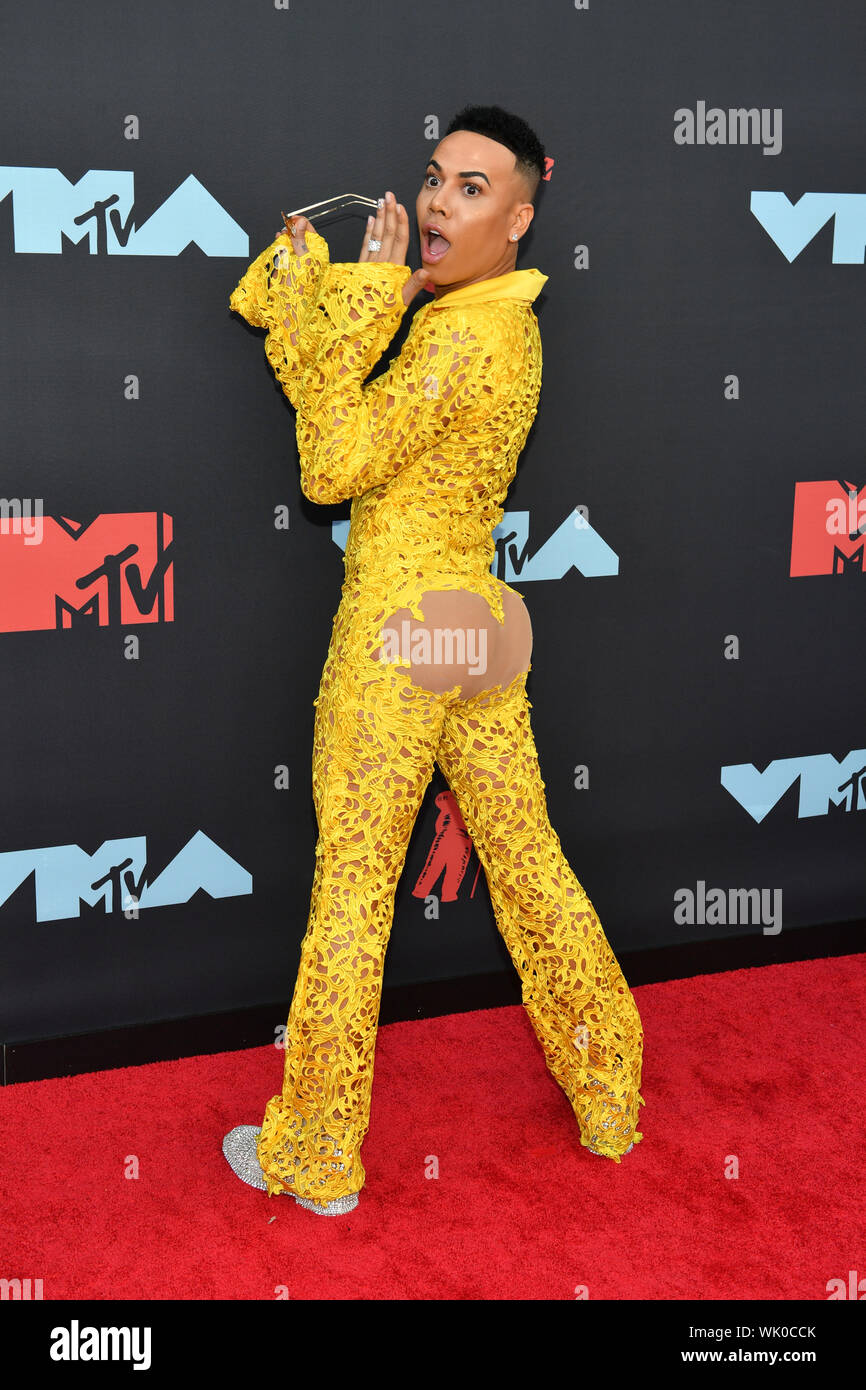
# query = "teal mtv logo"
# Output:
<box><xmin>721</xmin><ymin>750</ymin><xmax>866</xmax><ymax>822</ymax></box>
<box><xmin>0</xmin><ymin>830</ymin><xmax>252</xmax><ymax>922</ymax></box>
<box><xmin>0</xmin><ymin>167</ymin><xmax>248</xmax><ymax>255</ymax></box>
<box><xmin>751</xmin><ymin>191</ymin><xmax>866</xmax><ymax>263</ymax></box>
<box><xmin>331</xmin><ymin>508</ymin><xmax>619</xmax><ymax>581</ymax></box>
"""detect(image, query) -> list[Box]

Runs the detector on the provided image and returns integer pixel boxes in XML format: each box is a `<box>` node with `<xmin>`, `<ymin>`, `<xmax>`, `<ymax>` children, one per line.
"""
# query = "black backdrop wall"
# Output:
<box><xmin>1</xmin><ymin>1</ymin><xmax>864</xmax><ymax>1071</ymax></box>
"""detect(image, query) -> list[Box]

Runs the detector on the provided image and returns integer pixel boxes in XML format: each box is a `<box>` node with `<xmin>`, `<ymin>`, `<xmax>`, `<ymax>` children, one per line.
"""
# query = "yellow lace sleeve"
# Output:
<box><xmin>294</xmin><ymin>290</ymin><xmax>508</xmax><ymax>506</ymax></box>
<box><xmin>228</xmin><ymin>226</ymin><xmax>331</xmax><ymax>392</ymax></box>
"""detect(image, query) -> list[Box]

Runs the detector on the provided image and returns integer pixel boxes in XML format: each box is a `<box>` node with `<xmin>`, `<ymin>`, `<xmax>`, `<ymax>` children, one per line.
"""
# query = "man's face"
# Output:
<box><xmin>414</xmin><ymin>129</ymin><xmax>533</xmax><ymax>293</ymax></box>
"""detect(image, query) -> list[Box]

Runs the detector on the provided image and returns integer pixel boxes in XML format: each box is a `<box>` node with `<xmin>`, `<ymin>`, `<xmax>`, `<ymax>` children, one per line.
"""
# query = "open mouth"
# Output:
<box><xmin>422</xmin><ymin>228</ymin><xmax>451</xmax><ymax>263</ymax></box>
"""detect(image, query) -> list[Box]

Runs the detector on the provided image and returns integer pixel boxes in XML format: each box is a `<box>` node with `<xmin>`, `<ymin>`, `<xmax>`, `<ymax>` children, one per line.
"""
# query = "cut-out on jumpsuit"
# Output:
<box><xmin>229</xmin><ymin>226</ymin><xmax>645</xmax><ymax>1206</ymax></box>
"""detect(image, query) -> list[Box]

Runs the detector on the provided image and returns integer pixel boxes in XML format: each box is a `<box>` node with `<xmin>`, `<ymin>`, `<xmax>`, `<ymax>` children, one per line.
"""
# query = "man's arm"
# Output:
<box><xmin>295</xmin><ymin>298</ymin><xmax>509</xmax><ymax>505</ymax></box>
<box><xmin>229</xmin><ymin>227</ymin><xmax>332</xmax><ymax>390</ymax></box>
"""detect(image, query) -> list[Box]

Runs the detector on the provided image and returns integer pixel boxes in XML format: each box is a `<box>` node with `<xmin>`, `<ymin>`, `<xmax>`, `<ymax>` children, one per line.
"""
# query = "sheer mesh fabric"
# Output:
<box><xmin>229</xmin><ymin>231</ymin><xmax>645</xmax><ymax>1205</ymax></box>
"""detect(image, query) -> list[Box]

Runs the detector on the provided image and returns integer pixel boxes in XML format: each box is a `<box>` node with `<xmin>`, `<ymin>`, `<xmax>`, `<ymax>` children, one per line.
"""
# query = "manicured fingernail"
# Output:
<box><xmin>377</xmin><ymin>197</ymin><xmax>384</xmax><ymax>208</ymax></box>
<box><xmin>367</xmin><ymin>215</ymin><xmax>373</xmax><ymax>225</ymax></box>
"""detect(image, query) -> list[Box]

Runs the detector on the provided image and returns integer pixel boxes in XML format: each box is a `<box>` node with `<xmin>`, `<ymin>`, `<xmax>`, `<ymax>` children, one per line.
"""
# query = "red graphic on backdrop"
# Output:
<box><xmin>790</xmin><ymin>480</ymin><xmax>865</xmax><ymax>576</ymax></box>
<box><xmin>0</xmin><ymin>513</ymin><xmax>174</xmax><ymax>632</ymax></box>
<box><xmin>412</xmin><ymin>789</ymin><xmax>481</xmax><ymax>902</ymax></box>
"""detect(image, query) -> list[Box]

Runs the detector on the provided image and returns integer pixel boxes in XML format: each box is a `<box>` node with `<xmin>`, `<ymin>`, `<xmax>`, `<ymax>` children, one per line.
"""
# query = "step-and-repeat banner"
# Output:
<box><xmin>1</xmin><ymin>0</ymin><xmax>863</xmax><ymax>1047</ymax></box>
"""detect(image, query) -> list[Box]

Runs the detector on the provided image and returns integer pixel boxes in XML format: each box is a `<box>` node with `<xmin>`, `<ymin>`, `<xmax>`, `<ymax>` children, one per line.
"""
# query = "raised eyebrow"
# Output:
<box><xmin>426</xmin><ymin>158</ymin><xmax>490</xmax><ymax>188</ymax></box>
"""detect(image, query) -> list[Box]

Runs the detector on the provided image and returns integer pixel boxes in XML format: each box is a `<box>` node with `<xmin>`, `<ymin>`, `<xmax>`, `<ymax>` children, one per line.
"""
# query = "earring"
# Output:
<box><xmin>511</xmin><ymin>233</ymin><xmax>518</xmax><ymax>241</ymax></box>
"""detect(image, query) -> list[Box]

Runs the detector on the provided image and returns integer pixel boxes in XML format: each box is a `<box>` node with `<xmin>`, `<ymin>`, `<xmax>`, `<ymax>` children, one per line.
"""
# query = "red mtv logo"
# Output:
<box><xmin>790</xmin><ymin>480</ymin><xmax>865</xmax><ymax>576</ymax></box>
<box><xmin>413</xmin><ymin>789</ymin><xmax>482</xmax><ymax>903</ymax></box>
<box><xmin>0</xmin><ymin>513</ymin><xmax>174</xmax><ymax>632</ymax></box>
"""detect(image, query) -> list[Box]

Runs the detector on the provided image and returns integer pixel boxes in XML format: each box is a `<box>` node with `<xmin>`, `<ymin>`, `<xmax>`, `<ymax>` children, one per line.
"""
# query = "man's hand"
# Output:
<box><xmin>272</xmin><ymin>215</ymin><xmax>317</xmax><ymax>343</ymax></box>
<box><xmin>359</xmin><ymin>190</ymin><xmax>431</xmax><ymax>307</ymax></box>
<box><xmin>277</xmin><ymin>213</ymin><xmax>313</xmax><ymax>259</ymax></box>
<box><xmin>276</xmin><ymin>197</ymin><xmax>431</xmax><ymax>308</ymax></box>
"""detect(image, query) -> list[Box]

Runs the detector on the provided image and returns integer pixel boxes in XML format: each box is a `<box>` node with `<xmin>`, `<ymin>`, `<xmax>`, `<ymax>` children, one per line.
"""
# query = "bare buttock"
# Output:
<box><xmin>369</xmin><ymin>585</ymin><xmax>533</xmax><ymax>701</ymax></box>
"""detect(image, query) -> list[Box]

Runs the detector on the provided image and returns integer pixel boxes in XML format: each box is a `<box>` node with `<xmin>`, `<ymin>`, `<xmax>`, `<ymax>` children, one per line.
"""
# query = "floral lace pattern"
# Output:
<box><xmin>229</xmin><ymin>231</ymin><xmax>644</xmax><ymax>1204</ymax></box>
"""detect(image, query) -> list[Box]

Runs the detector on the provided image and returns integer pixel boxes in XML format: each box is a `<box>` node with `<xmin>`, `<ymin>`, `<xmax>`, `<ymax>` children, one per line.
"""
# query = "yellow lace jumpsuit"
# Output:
<box><xmin>229</xmin><ymin>226</ymin><xmax>645</xmax><ymax>1206</ymax></box>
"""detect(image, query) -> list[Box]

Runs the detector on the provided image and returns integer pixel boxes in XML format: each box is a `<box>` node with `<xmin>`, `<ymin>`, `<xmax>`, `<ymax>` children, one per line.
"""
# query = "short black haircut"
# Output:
<box><xmin>444</xmin><ymin>103</ymin><xmax>546</xmax><ymax>203</ymax></box>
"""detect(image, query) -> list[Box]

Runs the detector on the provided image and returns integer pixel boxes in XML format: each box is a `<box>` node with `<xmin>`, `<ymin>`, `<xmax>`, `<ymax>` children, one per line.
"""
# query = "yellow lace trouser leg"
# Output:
<box><xmin>435</xmin><ymin>668</ymin><xmax>646</xmax><ymax>1161</ymax></box>
<box><xmin>258</xmin><ymin>636</ymin><xmax>644</xmax><ymax>1203</ymax></box>
<box><xmin>256</xmin><ymin>651</ymin><xmax>448</xmax><ymax>1205</ymax></box>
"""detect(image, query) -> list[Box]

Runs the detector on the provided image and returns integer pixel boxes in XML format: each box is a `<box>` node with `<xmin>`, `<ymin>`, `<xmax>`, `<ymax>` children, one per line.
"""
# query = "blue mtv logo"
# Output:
<box><xmin>0</xmin><ymin>167</ymin><xmax>248</xmax><ymax>255</ymax></box>
<box><xmin>489</xmin><ymin>509</ymin><xmax>618</xmax><ymax>580</ymax></box>
<box><xmin>751</xmin><ymin>191</ymin><xmax>866</xmax><ymax>263</ymax></box>
<box><xmin>721</xmin><ymin>750</ymin><xmax>866</xmax><ymax>822</ymax></box>
<box><xmin>331</xmin><ymin>508</ymin><xmax>620</xmax><ymax>581</ymax></box>
<box><xmin>0</xmin><ymin>830</ymin><xmax>252</xmax><ymax>922</ymax></box>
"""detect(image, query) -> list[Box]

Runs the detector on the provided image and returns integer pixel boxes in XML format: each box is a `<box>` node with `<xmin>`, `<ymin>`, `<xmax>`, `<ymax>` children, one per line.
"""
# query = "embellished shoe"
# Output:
<box><xmin>222</xmin><ymin>1124</ymin><xmax>267</xmax><ymax>1189</ymax></box>
<box><xmin>292</xmin><ymin>1190</ymin><xmax>360</xmax><ymax>1215</ymax></box>
<box><xmin>583</xmin><ymin>1056</ymin><xmax>636</xmax><ymax>1159</ymax></box>
<box><xmin>222</xmin><ymin>1124</ymin><xmax>359</xmax><ymax>1214</ymax></box>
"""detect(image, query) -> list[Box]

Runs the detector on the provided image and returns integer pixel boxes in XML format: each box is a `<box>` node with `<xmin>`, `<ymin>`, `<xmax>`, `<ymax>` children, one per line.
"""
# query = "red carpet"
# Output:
<box><xmin>2</xmin><ymin>954</ymin><xmax>864</xmax><ymax>1300</ymax></box>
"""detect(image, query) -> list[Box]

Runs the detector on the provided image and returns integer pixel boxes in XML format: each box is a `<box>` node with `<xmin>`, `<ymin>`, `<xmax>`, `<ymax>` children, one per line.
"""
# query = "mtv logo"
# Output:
<box><xmin>331</xmin><ymin>508</ymin><xmax>619</xmax><ymax>582</ymax></box>
<box><xmin>721</xmin><ymin>750</ymin><xmax>866</xmax><ymax>822</ymax></box>
<box><xmin>0</xmin><ymin>831</ymin><xmax>252</xmax><ymax>923</ymax></box>
<box><xmin>0</xmin><ymin>513</ymin><xmax>174</xmax><ymax>632</ymax></box>
<box><xmin>790</xmin><ymin>481</ymin><xmax>866</xmax><ymax>576</ymax></box>
<box><xmin>751</xmin><ymin>191</ymin><xmax>866</xmax><ymax>263</ymax></box>
<box><xmin>0</xmin><ymin>167</ymin><xmax>248</xmax><ymax>255</ymax></box>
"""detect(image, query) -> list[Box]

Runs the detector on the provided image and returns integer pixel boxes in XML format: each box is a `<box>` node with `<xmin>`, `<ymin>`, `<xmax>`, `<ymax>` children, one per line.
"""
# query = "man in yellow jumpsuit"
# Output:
<box><xmin>223</xmin><ymin>105</ymin><xmax>645</xmax><ymax>1214</ymax></box>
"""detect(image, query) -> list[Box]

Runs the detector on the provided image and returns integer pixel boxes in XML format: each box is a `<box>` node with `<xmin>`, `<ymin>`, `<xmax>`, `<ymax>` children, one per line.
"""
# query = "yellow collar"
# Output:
<box><xmin>425</xmin><ymin>267</ymin><xmax>548</xmax><ymax>308</ymax></box>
